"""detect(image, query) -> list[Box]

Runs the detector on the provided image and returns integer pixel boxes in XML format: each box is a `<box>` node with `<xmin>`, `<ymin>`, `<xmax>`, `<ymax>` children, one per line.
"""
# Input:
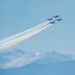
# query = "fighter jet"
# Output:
<box><xmin>47</xmin><ymin>18</ymin><xmax>53</xmax><ymax>21</ymax></box>
<box><xmin>49</xmin><ymin>21</ymin><xmax>55</xmax><ymax>24</ymax></box>
<box><xmin>56</xmin><ymin>18</ymin><xmax>62</xmax><ymax>21</ymax></box>
<box><xmin>53</xmin><ymin>15</ymin><xmax>59</xmax><ymax>18</ymax></box>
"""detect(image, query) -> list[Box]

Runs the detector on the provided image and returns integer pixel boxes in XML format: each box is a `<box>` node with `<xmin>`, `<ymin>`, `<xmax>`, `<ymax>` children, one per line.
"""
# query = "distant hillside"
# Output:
<box><xmin>0</xmin><ymin>60</ymin><xmax>75</xmax><ymax>75</ymax></box>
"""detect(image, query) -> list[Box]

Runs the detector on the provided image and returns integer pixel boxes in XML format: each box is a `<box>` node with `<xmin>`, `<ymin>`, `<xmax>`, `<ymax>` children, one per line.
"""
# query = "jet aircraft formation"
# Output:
<box><xmin>47</xmin><ymin>15</ymin><xmax>62</xmax><ymax>24</ymax></box>
<box><xmin>0</xmin><ymin>15</ymin><xmax>62</xmax><ymax>51</ymax></box>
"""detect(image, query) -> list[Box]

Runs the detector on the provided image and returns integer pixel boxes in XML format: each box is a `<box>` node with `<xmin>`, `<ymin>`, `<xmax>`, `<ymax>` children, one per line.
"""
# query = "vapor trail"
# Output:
<box><xmin>0</xmin><ymin>21</ymin><xmax>48</xmax><ymax>44</ymax></box>
<box><xmin>0</xmin><ymin>24</ymin><xmax>53</xmax><ymax>51</ymax></box>
<box><xmin>3</xmin><ymin>51</ymin><xmax>41</xmax><ymax>69</ymax></box>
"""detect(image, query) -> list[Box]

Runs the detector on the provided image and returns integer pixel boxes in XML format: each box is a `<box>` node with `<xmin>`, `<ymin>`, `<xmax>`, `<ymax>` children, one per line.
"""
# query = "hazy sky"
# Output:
<box><xmin>0</xmin><ymin>0</ymin><xmax>75</xmax><ymax>54</ymax></box>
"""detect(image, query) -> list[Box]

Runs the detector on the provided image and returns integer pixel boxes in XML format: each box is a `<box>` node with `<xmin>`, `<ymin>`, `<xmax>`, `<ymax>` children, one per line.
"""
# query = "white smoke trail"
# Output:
<box><xmin>1</xmin><ymin>51</ymin><xmax>42</xmax><ymax>69</ymax></box>
<box><xmin>3</xmin><ymin>52</ymin><xmax>41</xmax><ymax>69</ymax></box>
<box><xmin>0</xmin><ymin>24</ymin><xmax>53</xmax><ymax>51</ymax></box>
<box><xmin>0</xmin><ymin>21</ymin><xmax>49</xmax><ymax>51</ymax></box>
<box><xmin>0</xmin><ymin>21</ymin><xmax>48</xmax><ymax>44</ymax></box>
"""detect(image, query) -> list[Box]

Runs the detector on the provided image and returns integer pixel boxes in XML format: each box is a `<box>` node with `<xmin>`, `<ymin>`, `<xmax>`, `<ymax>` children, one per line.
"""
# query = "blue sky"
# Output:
<box><xmin>0</xmin><ymin>0</ymin><xmax>75</xmax><ymax>54</ymax></box>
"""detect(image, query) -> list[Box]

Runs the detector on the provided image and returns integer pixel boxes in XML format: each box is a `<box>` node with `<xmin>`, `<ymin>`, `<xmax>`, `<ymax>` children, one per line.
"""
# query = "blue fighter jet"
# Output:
<box><xmin>49</xmin><ymin>21</ymin><xmax>55</xmax><ymax>24</ymax></box>
<box><xmin>47</xmin><ymin>18</ymin><xmax>53</xmax><ymax>21</ymax></box>
<box><xmin>53</xmin><ymin>15</ymin><xmax>59</xmax><ymax>18</ymax></box>
<box><xmin>56</xmin><ymin>18</ymin><xmax>62</xmax><ymax>21</ymax></box>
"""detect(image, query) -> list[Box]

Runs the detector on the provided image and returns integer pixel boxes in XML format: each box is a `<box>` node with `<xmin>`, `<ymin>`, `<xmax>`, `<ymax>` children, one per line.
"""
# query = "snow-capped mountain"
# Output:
<box><xmin>35</xmin><ymin>51</ymin><xmax>73</xmax><ymax>64</ymax></box>
<box><xmin>0</xmin><ymin>49</ymin><xmax>73</xmax><ymax>69</ymax></box>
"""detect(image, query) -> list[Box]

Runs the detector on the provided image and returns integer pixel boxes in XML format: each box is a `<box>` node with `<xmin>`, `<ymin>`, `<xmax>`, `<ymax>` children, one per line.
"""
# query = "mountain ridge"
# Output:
<box><xmin>0</xmin><ymin>60</ymin><xmax>75</xmax><ymax>75</ymax></box>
